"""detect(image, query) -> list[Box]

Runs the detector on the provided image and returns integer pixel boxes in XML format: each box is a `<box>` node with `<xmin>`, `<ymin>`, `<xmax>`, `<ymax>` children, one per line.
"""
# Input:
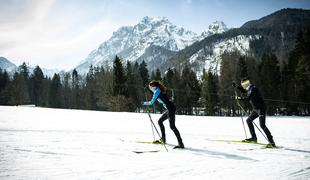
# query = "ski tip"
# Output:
<box><xmin>220</xmin><ymin>139</ymin><xmax>268</xmax><ymax>146</ymax></box>
<box><xmin>133</xmin><ymin>150</ymin><xmax>160</xmax><ymax>154</ymax></box>
<box><xmin>261</xmin><ymin>145</ymin><xmax>282</xmax><ymax>149</ymax></box>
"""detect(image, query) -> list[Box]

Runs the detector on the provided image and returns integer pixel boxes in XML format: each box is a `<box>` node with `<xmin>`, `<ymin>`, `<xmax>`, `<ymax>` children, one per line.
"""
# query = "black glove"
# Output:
<box><xmin>232</xmin><ymin>82</ymin><xmax>237</xmax><ymax>88</ymax></box>
<box><xmin>231</xmin><ymin>96</ymin><xmax>242</xmax><ymax>100</ymax></box>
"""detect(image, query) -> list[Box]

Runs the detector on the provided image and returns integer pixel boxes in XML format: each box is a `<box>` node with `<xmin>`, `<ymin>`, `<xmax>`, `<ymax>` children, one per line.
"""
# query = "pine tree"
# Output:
<box><xmin>110</xmin><ymin>56</ymin><xmax>129</xmax><ymax>111</ymax></box>
<box><xmin>237</xmin><ymin>56</ymin><xmax>248</xmax><ymax>80</ymax></box>
<box><xmin>202</xmin><ymin>71</ymin><xmax>219</xmax><ymax>116</ymax></box>
<box><xmin>95</xmin><ymin>66</ymin><xmax>113</xmax><ymax>111</ymax></box>
<box><xmin>295</xmin><ymin>55</ymin><xmax>310</xmax><ymax>113</ymax></box>
<box><xmin>62</xmin><ymin>72</ymin><xmax>71</xmax><ymax>108</ymax></box>
<box><xmin>293</xmin><ymin>30</ymin><xmax>310</xmax><ymax>115</ymax></box>
<box><xmin>9</xmin><ymin>71</ymin><xmax>30</xmax><ymax>105</ymax></box>
<box><xmin>259</xmin><ymin>53</ymin><xmax>281</xmax><ymax>115</ymax></box>
<box><xmin>0</xmin><ymin>68</ymin><xmax>10</xmax><ymax>105</ymax></box>
<box><xmin>30</xmin><ymin>66</ymin><xmax>45</xmax><ymax>106</ymax></box>
<box><xmin>132</xmin><ymin>62</ymin><xmax>144</xmax><ymax>111</ymax></box>
<box><xmin>48</xmin><ymin>73</ymin><xmax>62</xmax><ymax>108</ymax></box>
<box><xmin>85</xmin><ymin>65</ymin><xmax>97</xmax><ymax>110</ymax></box>
<box><xmin>180</xmin><ymin>65</ymin><xmax>200</xmax><ymax>115</ymax></box>
<box><xmin>113</xmin><ymin>56</ymin><xmax>126</xmax><ymax>96</ymax></box>
<box><xmin>219</xmin><ymin>52</ymin><xmax>239</xmax><ymax>116</ymax></box>
<box><xmin>150</xmin><ymin>68</ymin><xmax>162</xmax><ymax>81</ymax></box>
<box><xmin>125</xmin><ymin>61</ymin><xmax>136</xmax><ymax>111</ymax></box>
<box><xmin>163</xmin><ymin>68</ymin><xmax>175</xmax><ymax>101</ymax></box>
<box><xmin>171</xmin><ymin>68</ymin><xmax>182</xmax><ymax>113</ymax></box>
<box><xmin>71</xmin><ymin>69</ymin><xmax>81</xmax><ymax>109</ymax></box>
<box><xmin>19</xmin><ymin>62</ymin><xmax>29</xmax><ymax>80</ymax></box>
<box><xmin>139</xmin><ymin>60</ymin><xmax>149</xmax><ymax>87</ymax></box>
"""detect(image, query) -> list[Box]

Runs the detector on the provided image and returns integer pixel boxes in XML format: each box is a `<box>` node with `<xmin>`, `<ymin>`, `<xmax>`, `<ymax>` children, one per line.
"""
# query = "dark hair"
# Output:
<box><xmin>149</xmin><ymin>80</ymin><xmax>167</xmax><ymax>94</ymax></box>
<box><xmin>241</xmin><ymin>77</ymin><xmax>249</xmax><ymax>83</ymax></box>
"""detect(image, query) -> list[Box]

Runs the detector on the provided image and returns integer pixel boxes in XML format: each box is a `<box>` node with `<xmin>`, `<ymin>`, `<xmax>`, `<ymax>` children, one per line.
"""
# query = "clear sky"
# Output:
<box><xmin>1</xmin><ymin>0</ymin><xmax>310</xmax><ymax>71</ymax></box>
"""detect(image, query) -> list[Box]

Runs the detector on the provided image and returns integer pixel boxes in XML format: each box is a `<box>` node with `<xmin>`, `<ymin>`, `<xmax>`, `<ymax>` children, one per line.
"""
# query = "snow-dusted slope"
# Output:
<box><xmin>0</xmin><ymin>57</ymin><xmax>17</xmax><ymax>72</ymax></box>
<box><xmin>189</xmin><ymin>35</ymin><xmax>260</xmax><ymax>77</ymax></box>
<box><xmin>0</xmin><ymin>106</ymin><xmax>309</xmax><ymax>180</ymax></box>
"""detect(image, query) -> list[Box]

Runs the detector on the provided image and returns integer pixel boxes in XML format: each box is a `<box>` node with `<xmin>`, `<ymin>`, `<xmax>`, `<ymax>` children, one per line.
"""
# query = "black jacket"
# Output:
<box><xmin>236</xmin><ymin>85</ymin><xmax>266</xmax><ymax>110</ymax></box>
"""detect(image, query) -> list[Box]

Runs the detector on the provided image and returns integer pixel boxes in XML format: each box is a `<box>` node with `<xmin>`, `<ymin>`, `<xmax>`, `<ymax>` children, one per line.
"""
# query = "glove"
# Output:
<box><xmin>232</xmin><ymin>82</ymin><xmax>237</xmax><ymax>88</ymax></box>
<box><xmin>231</xmin><ymin>96</ymin><xmax>241</xmax><ymax>100</ymax></box>
<box><xmin>143</xmin><ymin>102</ymin><xmax>150</xmax><ymax>106</ymax></box>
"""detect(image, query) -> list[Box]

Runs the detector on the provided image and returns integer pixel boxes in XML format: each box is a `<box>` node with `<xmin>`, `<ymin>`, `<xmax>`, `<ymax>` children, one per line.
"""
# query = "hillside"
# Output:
<box><xmin>162</xmin><ymin>8</ymin><xmax>310</xmax><ymax>75</ymax></box>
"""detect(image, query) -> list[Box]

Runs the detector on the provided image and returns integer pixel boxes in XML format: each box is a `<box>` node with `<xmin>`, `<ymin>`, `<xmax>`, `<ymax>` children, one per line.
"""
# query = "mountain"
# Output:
<box><xmin>241</xmin><ymin>8</ymin><xmax>310</xmax><ymax>29</ymax></box>
<box><xmin>201</xmin><ymin>21</ymin><xmax>228</xmax><ymax>38</ymax></box>
<box><xmin>0</xmin><ymin>57</ymin><xmax>17</xmax><ymax>72</ymax></box>
<box><xmin>162</xmin><ymin>8</ymin><xmax>310</xmax><ymax>76</ymax></box>
<box><xmin>77</xmin><ymin>8</ymin><xmax>309</xmax><ymax>77</ymax></box>
<box><xmin>0</xmin><ymin>57</ymin><xmax>59</xmax><ymax>77</ymax></box>
<box><xmin>76</xmin><ymin>17</ymin><xmax>227</xmax><ymax>74</ymax></box>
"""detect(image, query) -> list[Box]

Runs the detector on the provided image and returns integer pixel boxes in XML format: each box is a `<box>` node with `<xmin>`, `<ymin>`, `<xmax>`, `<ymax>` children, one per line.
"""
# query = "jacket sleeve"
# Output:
<box><xmin>236</xmin><ymin>85</ymin><xmax>247</xmax><ymax>94</ymax></box>
<box><xmin>157</xmin><ymin>98</ymin><xmax>167</xmax><ymax>109</ymax></box>
<box><xmin>234</xmin><ymin>86</ymin><xmax>249</xmax><ymax>100</ymax></box>
<box><xmin>143</xmin><ymin>88</ymin><xmax>160</xmax><ymax>106</ymax></box>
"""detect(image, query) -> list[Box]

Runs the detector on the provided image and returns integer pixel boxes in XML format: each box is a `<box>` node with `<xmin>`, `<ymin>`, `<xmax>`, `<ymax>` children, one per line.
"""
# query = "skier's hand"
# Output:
<box><xmin>231</xmin><ymin>95</ymin><xmax>241</xmax><ymax>100</ymax></box>
<box><xmin>143</xmin><ymin>101</ymin><xmax>150</xmax><ymax>106</ymax></box>
<box><xmin>232</xmin><ymin>82</ymin><xmax>237</xmax><ymax>88</ymax></box>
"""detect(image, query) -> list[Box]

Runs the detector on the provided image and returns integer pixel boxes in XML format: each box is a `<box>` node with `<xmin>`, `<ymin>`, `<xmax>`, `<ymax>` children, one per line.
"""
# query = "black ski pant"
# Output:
<box><xmin>246</xmin><ymin>109</ymin><xmax>273</xmax><ymax>142</ymax></box>
<box><xmin>158</xmin><ymin>109</ymin><xmax>183</xmax><ymax>146</ymax></box>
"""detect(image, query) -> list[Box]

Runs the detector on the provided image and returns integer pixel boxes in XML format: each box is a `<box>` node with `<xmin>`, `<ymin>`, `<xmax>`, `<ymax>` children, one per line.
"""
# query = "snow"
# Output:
<box><xmin>0</xmin><ymin>106</ymin><xmax>310</xmax><ymax>180</ymax></box>
<box><xmin>76</xmin><ymin>16</ymin><xmax>203</xmax><ymax>74</ymax></box>
<box><xmin>201</xmin><ymin>21</ymin><xmax>228</xmax><ymax>39</ymax></box>
<box><xmin>189</xmin><ymin>35</ymin><xmax>261</xmax><ymax>77</ymax></box>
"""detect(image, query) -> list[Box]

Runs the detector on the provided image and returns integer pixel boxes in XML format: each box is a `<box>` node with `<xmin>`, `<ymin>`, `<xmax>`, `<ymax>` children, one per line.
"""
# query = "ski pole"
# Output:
<box><xmin>144</xmin><ymin>90</ymin><xmax>168</xmax><ymax>152</ymax></box>
<box><xmin>234</xmin><ymin>90</ymin><xmax>247</xmax><ymax>139</ymax></box>
<box><xmin>253</xmin><ymin>120</ymin><xmax>269</xmax><ymax>142</ymax></box>
<box><xmin>145</xmin><ymin>92</ymin><xmax>155</xmax><ymax>141</ymax></box>
<box><xmin>147</xmin><ymin>109</ymin><xmax>169</xmax><ymax>152</ymax></box>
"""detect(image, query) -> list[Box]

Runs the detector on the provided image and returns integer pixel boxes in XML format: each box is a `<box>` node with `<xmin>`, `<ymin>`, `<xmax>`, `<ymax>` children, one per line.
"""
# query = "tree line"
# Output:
<box><xmin>0</xmin><ymin>30</ymin><xmax>309</xmax><ymax>116</ymax></box>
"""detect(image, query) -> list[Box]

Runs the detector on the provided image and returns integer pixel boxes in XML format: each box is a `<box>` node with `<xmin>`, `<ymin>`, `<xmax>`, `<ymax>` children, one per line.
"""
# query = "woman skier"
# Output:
<box><xmin>233</xmin><ymin>78</ymin><xmax>276</xmax><ymax>147</ymax></box>
<box><xmin>143</xmin><ymin>80</ymin><xmax>184</xmax><ymax>149</ymax></box>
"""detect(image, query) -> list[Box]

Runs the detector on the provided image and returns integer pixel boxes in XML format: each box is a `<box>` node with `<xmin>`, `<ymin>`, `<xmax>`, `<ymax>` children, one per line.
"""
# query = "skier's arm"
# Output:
<box><xmin>233</xmin><ymin>95</ymin><xmax>248</xmax><ymax>101</ymax></box>
<box><xmin>237</xmin><ymin>86</ymin><xmax>247</xmax><ymax>93</ymax></box>
<box><xmin>157</xmin><ymin>98</ymin><xmax>167</xmax><ymax>109</ymax></box>
<box><xmin>143</xmin><ymin>88</ymin><xmax>160</xmax><ymax>106</ymax></box>
<box><xmin>232</xmin><ymin>82</ymin><xmax>247</xmax><ymax>94</ymax></box>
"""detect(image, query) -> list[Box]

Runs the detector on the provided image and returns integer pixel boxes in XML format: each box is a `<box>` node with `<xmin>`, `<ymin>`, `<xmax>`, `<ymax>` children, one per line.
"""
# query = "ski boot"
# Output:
<box><xmin>266</xmin><ymin>138</ymin><xmax>276</xmax><ymax>148</ymax></box>
<box><xmin>242</xmin><ymin>137</ymin><xmax>257</xmax><ymax>143</ymax></box>
<box><xmin>153</xmin><ymin>138</ymin><xmax>165</xmax><ymax>144</ymax></box>
<box><xmin>173</xmin><ymin>142</ymin><xmax>184</xmax><ymax>149</ymax></box>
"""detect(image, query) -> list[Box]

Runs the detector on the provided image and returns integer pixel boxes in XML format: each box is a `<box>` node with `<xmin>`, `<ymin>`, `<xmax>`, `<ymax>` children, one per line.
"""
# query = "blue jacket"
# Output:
<box><xmin>143</xmin><ymin>87</ymin><xmax>167</xmax><ymax>109</ymax></box>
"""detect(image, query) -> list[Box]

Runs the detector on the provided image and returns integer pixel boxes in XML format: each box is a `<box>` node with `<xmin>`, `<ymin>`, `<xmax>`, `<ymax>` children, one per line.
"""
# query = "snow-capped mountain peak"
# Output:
<box><xmin>0</xmin><ymin>57</ymin><xmax>17</xmax><ymax>72</ymax></box>
<box><xmin>76</xmin><ymin>16</ymin><xmax>200</xmax><ymax>74</ymax></box>
<box><xmin>201</xmin><ymin>21</ymin><xmax>228</xmax><ymax>38</ymax></box>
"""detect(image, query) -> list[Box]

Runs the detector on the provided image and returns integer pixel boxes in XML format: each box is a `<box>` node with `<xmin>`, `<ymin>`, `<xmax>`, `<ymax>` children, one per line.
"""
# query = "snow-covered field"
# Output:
<box><xmin>0</xmin><ymin>106</ymin><xmax>309</xmax><ymax>180</ymax></box>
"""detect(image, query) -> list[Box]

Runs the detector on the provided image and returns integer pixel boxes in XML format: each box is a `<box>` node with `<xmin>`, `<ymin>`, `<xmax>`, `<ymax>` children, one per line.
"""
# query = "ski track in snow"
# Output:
<box><xmin>0</xmin><ymin>106</ymin><xmax>309</xmax><ymax>180</ymax></box>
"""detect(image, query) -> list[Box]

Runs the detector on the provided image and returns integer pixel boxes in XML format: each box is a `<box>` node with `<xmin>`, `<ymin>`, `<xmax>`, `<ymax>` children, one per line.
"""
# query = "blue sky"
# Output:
<box><xmin>1</xmin><ymin>0</ymin><xmax>309</xmax><ymax>70</ymax></box>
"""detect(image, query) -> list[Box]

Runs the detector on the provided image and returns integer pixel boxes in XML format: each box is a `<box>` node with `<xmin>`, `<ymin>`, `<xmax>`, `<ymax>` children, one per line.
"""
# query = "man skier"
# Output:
<box><xmin>143</xmin><ymin>80</ymin><xmax>184</xmax><ymax>149</ymax></box>
<box><xmin>232</xmin><ymin>78</ymin><xmax>276</xmax><ymax>147</ymax></box>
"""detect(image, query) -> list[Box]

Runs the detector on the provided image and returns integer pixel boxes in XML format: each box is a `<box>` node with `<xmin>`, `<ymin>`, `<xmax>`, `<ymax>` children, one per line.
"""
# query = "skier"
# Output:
<box><xmin>143</xmin><ymin>80</ymin><xmax>184</xmax><ymax>149</ymax></box>
<box><xmin>232</xmin><ymin>78</ymin><xmax>276</xmax><ymax>147</ymax></box>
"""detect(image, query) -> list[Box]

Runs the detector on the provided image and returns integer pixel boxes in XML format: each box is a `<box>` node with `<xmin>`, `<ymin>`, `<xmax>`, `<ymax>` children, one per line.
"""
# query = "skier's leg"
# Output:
<box><xmin>168</xmin><ymin>110</ymin><xmax>184</xmax><ymax>147</ymax></box>
<box><xmin>158</xmin><ymin>111</ymin><xmax>168</xmax><ymax>143</ymax></box>
<box><xmin>246</xmin><ymin>111</ymin><xmax>259</xmax><ymax>140</ymax></box>
<box><xmin>258</xmin><ymin>110</ymin><xmax>275</xmax><ymax>145</ymax></box>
